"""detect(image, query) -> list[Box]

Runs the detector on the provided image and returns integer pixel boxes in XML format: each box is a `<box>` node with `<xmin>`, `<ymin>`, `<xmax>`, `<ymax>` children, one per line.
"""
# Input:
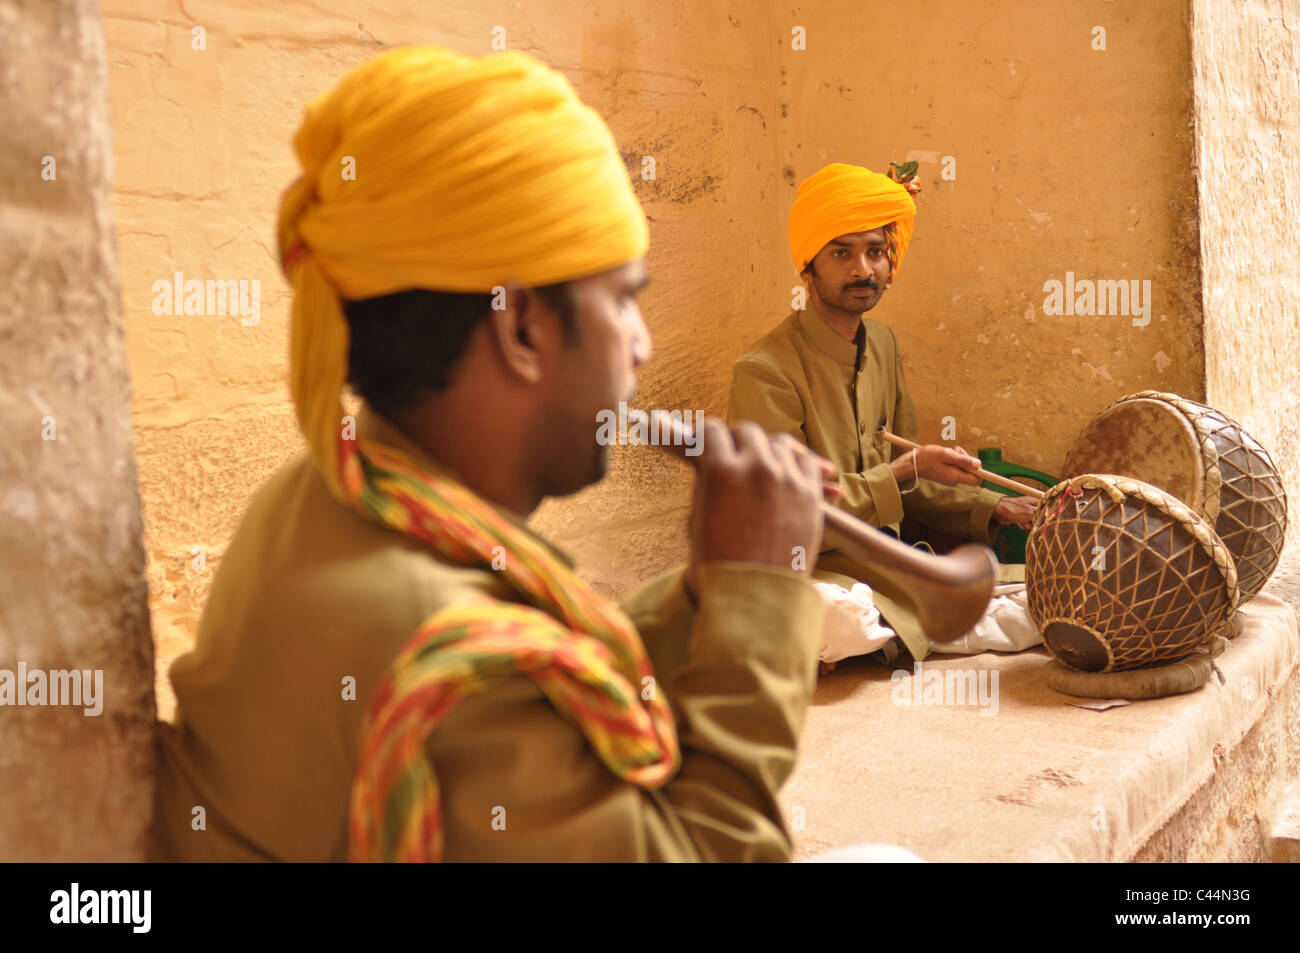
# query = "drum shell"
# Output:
<box><xmin>1061</xmin><ymin>391</ymin><xmax>1287</xmax><ymax>603</ymax></box>
<box><xmin>1026</xmin><ymin>475</ymin><xmax>1238</xmax><ymax>673</ymax></box>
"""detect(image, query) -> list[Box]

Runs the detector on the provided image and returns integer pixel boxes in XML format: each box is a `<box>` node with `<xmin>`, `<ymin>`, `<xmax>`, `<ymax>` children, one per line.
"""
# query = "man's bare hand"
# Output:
<box><xmin>890</xmin><ymin>444</ymin><xmax>983</xmax><ymax>488</ymax></box>
<box><xmin>993</xmin><ymin>494</ymin><xmax>1037</xmax><ymax>531</ymax></box>
<box><xmin>684</xmin><ymin>420</ymin><xmax>829</xmax><ymax>598</ymax></box>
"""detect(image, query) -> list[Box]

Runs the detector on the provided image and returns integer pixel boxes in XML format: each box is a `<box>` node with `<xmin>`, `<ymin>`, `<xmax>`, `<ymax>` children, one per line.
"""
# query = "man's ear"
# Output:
<box><xmin>486</xmin><ymin>281</ymin><xmax>545</xmax><ymax>385</ymax></box>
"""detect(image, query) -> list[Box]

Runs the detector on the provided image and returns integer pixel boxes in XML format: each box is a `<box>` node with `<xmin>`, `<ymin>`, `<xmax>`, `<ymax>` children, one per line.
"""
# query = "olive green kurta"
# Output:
<box><xmin>728</xmin><ymin>309</ymin><xmax>1002</xmax><ymax>659</ymax></box>
<box><xmin>151</xmin><ymin>408</ymin><xmax>825</xmax><ymax>862</ymax></box>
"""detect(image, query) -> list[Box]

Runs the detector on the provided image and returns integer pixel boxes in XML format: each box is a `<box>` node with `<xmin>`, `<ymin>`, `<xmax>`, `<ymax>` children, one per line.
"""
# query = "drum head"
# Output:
<box><xmin>1064</xmin><ymin>392</ymin><xmax>1288</xmax><ymax>602</ymax></box>
<box><xmin>1061</xmin><ymin>398</ymin><xmax>1207</xmax><ymax>511</ymax></box>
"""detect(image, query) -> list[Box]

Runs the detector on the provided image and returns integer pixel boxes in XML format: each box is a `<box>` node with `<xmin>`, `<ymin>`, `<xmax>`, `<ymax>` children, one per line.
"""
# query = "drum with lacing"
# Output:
<box><xmin>1060</xmin><ymin>391</ymin><xmax>1287</xmax><ymax>603</ymax></box>
<box><xmin>1026</xmin><ymin>474</ymin><xmax>1239</xmax><ymax>673</ymax></box>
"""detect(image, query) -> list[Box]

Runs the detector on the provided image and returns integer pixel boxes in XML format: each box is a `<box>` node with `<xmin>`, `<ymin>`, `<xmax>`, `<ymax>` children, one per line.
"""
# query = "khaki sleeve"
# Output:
<box><xmin>837</xmin><ymin>464</ymin><xmax>905</xmax><ymax>529</ymax></box>
<box><xmin>890</xmin><ymin>333</ymin><xmax>1002</xmax><ymax>544</ymax></box>
<box><xmin>430</xmin><ymin>562</ymin><xmax>825</xmax><ymax>862</ymax></box>
<box><xmin>727</xmin><ymin>355</ymin><xmax>805</xmax><ymax>439</ymax></box>
<box><xmin>619</xmin><ymin>564</ymin><xmax>695</xmax><ymax>681</ymax></box>
<box><xmin>729</xmin><ymin>356</ymin><xmax>903</xmax><ymax>529</ymax></box>
<box><xmin>905</xmin><ymin>477</ymin><xmax>1004</xmax><ymax>545</ymax></box>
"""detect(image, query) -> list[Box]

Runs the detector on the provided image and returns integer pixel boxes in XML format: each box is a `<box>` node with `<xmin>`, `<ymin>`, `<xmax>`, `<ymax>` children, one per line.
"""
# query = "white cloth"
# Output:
<box><xmin>814</xmin><ymin>581</ymin><xmax>898</xmax><ymax>663</ymax></box>
<box><xmin>939</xmin><ymin>583</ymin><xmax>1042</xmax><ymax>655</ymax></box>
<box><xmin>814</xmin><ymin>581</ymin><xmax>1042</xmax><ymax>663</ymax></box>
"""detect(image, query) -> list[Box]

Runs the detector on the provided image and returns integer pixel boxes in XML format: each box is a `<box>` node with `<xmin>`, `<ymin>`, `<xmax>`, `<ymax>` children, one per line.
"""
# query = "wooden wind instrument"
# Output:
<box><xmin>642</xmin><ymin>410</ymin><xmax>997</xmax><ymax>643</ymax></box>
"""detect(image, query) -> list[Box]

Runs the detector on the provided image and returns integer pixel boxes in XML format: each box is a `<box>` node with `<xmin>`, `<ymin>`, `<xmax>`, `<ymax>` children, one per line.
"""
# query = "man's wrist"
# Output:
<box><xmin>889</xmin><ymin>452</ymin><xmax>919</xmax><ymax>492</ymax></box>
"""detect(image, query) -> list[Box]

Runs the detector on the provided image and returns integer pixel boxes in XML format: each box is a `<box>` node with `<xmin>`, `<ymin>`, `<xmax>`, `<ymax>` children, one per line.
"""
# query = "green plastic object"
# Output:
<box><xmin>976</xmin><ymin>448</ymin><xmax>1059</xmax><ymax>565</ymax></box>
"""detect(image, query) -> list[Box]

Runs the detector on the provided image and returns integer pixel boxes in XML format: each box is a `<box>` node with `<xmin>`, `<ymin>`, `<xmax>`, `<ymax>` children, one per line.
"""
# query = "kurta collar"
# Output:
<box><xmin>795</xmin><ymin>308</ymin><xmax>863</xmax><ymax>366</ymax></box>
<box><xmin>355</xmin><ymin>404</ymin><xmax>578</xmax><ymax>569</ymax></box>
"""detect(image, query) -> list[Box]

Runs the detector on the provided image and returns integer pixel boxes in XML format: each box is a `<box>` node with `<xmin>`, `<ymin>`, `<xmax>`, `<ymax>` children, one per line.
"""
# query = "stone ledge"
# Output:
<box><xmin>1268</xmin><ymin>782</ymin><xmax>1300</xmax><ymax>863</ymax></box>
<box><xmin>783</xmin><ymin>549</ymin><xmax>1300</xmax><ymax>862</ymax></box>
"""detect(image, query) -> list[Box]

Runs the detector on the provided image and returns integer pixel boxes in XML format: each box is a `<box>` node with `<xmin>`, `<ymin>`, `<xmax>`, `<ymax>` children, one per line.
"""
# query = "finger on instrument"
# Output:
<box><xmin>773</xmin><ymin>432</ymin><xmax>838</xmax><ymax>480</ymax></box>
<box><xmin>730</xmin><ymin>419</ymin><xmax>778</xmax><ymax>470</ymax></box>
<box><xmin>944</xmin><ymin>447</ymin><xmax>981</xmax><ymax>469</ymax></box>
<box><xmin>697</xmin><ymin>417</ymin><xmax>736</xmax><ymax>465</ymax></box>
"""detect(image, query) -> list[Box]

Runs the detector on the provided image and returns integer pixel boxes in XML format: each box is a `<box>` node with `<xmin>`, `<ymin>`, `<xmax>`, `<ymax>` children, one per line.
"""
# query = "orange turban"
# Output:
<box><xmin>276</xmin><ymin>46</ymin><xmax>648</xmax><ymax>500</ymax></box>
<box><xmin>787</xmin><ymin>163</ymin><xmax>916</xmax><ymax>277</ymax></box>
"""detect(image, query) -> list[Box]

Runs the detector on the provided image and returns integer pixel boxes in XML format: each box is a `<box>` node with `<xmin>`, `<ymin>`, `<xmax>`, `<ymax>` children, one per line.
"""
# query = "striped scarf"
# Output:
<box><xmin>342</xmin><ymin>431</ymin><xmax>680</xmax><ymax>861</ymax></box>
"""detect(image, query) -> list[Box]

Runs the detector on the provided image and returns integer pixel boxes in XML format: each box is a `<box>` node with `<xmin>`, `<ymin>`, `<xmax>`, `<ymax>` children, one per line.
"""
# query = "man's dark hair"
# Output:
<box><xmin>803</xmin><ymin>221</ymin><xmax>899</xmax><ymax>280</ymax></box>
<box><xmin>343</xmin><ymin>282</ymin><xmax>578</xmax><ymax>417</ymax></box>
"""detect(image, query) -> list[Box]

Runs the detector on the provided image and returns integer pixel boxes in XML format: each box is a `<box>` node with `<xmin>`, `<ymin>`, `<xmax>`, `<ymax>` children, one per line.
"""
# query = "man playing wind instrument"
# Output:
<box><xmin>729</xmin><ymin>162</ymin><xmax>1040</xmax><ymax>666</ymax></box>
<box><xmin>151</xmin><ymin>47</ymin><xmax>835</xmax><ymax>862</ymax></box>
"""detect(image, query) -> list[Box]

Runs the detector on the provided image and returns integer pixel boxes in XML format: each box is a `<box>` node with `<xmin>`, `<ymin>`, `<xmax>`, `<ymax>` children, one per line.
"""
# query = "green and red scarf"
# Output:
<box><xmin>341</xmin><ymin>433</ymin><xmax>680</xmax><ymax>861</ymax></box>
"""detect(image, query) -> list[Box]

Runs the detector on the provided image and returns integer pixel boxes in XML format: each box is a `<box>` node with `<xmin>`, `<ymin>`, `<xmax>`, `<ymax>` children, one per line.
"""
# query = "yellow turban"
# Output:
<box><xmin>277</xmin><ymin>46</ymin><xmax>649</xmax><ymax>498</ymax></box>
<box><xmin>787</xmin><ymin>163</ymin><xmax>916</xmax><ymax>277</ymax></box>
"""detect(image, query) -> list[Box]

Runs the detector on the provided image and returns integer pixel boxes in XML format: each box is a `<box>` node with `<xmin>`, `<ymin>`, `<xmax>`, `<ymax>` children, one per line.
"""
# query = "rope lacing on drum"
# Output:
<box><xmin>1032</xmin><ymin>474</ymin><xmax>1243</xmax><ymax>667</ymax></box>
<box><xmin>1038</xmin><ymin>485</ymin><xmax>1084</xmax><ymax>535</ymax></box>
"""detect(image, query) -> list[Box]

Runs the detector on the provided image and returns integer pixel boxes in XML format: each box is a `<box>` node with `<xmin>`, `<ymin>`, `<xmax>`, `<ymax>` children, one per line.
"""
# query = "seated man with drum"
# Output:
<box><xmin>728</xmin><ymin>162</ymin><xmax>1039</xmax><ymax>666</ymax></box>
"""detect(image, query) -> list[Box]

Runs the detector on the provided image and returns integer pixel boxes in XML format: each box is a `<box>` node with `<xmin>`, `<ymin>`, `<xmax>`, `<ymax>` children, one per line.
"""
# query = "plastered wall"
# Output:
<box><xmin>775</xmin><ymin>0</ymin><xmax>1204</xmax><ymax>474</ymax></box>
<box><xmin>98</xmin><ymin>1</ymin><xmax>1226</xmax><ymax>718</ymax></box>
<box><xmin>1193</xmin><ymin>0</ymin><xmax>1300</xmax><ymax>551</ymax></box>
<box><xmin>101</xmin><ymin>1</ymin><xmax>795</xmax><ymax>715</ymax></box>
<box><xmin>0</xmin><ymin>0</ymin><xmax>155</xmax><ymax>860</ymax></box>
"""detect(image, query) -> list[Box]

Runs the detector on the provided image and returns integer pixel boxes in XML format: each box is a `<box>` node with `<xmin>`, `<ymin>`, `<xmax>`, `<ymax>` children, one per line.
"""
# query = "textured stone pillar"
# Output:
<box><xmin>0</xmin><ymin>0</ymin><xmax>155</xmax><ymax>860</ymax></box>
<box><xmin>1191</xmin><ymin>0</ymin><xmax>1300</xmax><ymax>863</ymax></box>
<box><xmin>1193</xmin><ymin>0</ymin><xmax>1300</xmax><ymax>549</ymax></box>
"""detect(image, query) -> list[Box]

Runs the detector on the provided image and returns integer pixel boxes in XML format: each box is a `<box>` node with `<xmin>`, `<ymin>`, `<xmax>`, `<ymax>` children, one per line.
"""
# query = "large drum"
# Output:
<box><xmin>1060</xmin><ymin>391</ymin><xmax>1288</xmax><ymax>603</ymax></box>
<box><xmin>1026</xmin><ymin>474</ymin><xmax>1239</xmax><ymax>673</ymax></box>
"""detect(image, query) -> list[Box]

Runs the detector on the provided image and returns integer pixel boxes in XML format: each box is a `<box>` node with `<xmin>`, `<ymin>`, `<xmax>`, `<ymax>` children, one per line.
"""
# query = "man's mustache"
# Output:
<box><xmin>845</xmin><ymin>280</ymin><xmax>878</xmax><ymax>291</ymax></box>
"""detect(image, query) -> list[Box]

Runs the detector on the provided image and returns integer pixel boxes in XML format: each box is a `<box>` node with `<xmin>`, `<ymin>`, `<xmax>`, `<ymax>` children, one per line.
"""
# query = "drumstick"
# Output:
<box><xmin>877</xmin><ymin>429</ymin><xmax>1045</xmax><ymax>501</ymax></box>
